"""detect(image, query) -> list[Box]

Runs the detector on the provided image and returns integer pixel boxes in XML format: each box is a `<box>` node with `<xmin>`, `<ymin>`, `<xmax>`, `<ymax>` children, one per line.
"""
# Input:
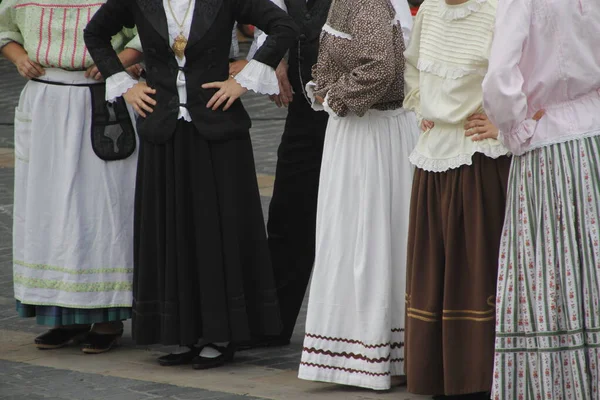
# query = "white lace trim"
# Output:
<box><xmin>105</xmin><ymin>71</ymin><xmax>138</xmax><ymax>103</ymax></box>
<box><xmin>305</xmin><ymin>81</ymin><xmax>325</xmax><ymax>112</ymax></box>
<box><xmin>322</xmin><ymin>93</ymin><xmax>339</xmax><ymax>119</ymax></box>
<box><xmin>439</xmin><ymin>0</ymin><xmax>487</xmax><ymax>21</ymax></box>
<box><xmin>234</xmin><ymin>59</ymin><xmax>279</xmax><ymax>95</ymax></box>
<box><xmin>410</xmin><ymin>145</ymin><xmax>510</xmax><ymax>172</ymax></box>
<box><xmin>417</xmin><ymin>58</ymin><xmax>487</xmax><ymax>79</ymax></box>
<box><xmin>322</xmin><ymin>24</ymin><xmax>353</xmax><ymax>40</ymax></box>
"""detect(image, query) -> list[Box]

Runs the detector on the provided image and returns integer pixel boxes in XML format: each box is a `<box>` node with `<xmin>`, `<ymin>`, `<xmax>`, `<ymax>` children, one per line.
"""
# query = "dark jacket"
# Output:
<box><xmin>285</xmin><ymin>0</ymin><xmax>331</xmax><ymax>94</ymax></box>
<box><xmin>84</xmin><ymin>0</ymin><xmax>298</xmax><ymax>143</ymax></box>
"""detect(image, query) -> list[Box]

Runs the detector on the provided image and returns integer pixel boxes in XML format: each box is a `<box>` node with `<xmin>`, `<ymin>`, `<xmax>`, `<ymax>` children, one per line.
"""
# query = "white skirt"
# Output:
<box><xmin>298</xmin><ymin>108</ymin><xmax>419</xmax><ymax>390</ymax></box>
<box><xmin>13</xmin><ymin>69</ymin><xmax>137</xmax><ymax>309</ymax></box>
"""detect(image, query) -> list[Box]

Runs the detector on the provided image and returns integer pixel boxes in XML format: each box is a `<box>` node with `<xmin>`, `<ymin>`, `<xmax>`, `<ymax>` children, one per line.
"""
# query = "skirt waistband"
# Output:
<box><xmin>31</xmin><ymin>68</ymin><xmax>103</xmax><ymax>86</ymax></box>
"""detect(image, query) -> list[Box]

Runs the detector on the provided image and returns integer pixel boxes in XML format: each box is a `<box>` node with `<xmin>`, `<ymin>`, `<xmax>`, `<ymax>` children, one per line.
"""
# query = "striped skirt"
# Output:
<box><xmin>493</xmin><ymin>134</ymin><xmax>600</xmax><ymax>400</ymax></box>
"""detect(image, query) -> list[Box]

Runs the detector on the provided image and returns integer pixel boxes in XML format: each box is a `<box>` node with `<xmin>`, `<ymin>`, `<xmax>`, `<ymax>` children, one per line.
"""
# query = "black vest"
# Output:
<box><xmin>285</xmin><ymin>0</ymin><xmax>332</xmax><ymax>94</ymax></box>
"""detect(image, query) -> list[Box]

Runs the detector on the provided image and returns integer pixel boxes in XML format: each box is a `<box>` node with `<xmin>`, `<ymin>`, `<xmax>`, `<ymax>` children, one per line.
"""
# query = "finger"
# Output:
<box><xmin>138</xmin><ymin>100</ymin><xmax>154</xmax><ymax>113</ymax></box>
<box><xmin>86</xmin><ymin>66</ymin><xmax>97</xmax><ymax>78</ymax></box>
<box><xmin>133</xmin><ymin>104</ymin><xmax>146</xmax><ymax>118</ymax></box>
<box><xmin>471</xmin><ymin>132</ymin><xmax>497</xmax><ymax>142</ymax></box>
<box><xmin>94</xmin><ymin>71</ymin><xmax>103</xmax><ymax>80</ymax></box>
<box><xmin>223</xmin><ymin>96</ymin><xmax>236</xmax><ymax>111</ymax></box>
<box><xmin>465</xmin><ymin>126</ymin><xmax>487</xmax><ymax>137</ymax></box>
<box><xmin>464</xmin><ymin>120</ymin><xmax>484</xmax><ymax>130</ymax></box>
<box><xmin>142</xmin><ymin>87</ymin><xmax>157</xmax><ymax>95</ymax></box>
<box><xmin>206</xmin><ymin>89</ymin><xmax>225</xmax><ymax>108</ymax></box>
<box><xmin>140</xmin><ymin>93</ymin><xmax>157</xmax><ymax>107</ymax></box>
<box><xmin>467</xmin><ymin>114</ymin><xmax>487</xmax><ymax>122</ymax></box>
<box><xmin>202</xmin><ymin>81</ymin><xmax>225</xmax><ymax>90</ymax></box>
<box><xmin>28</xmin><ymin>66</ymin><xmax>42</xmax><ymax>79</ymax></box>
<box><xmin>212</xmin><ymin>93</ymin><xmax>229</xmax><ymax>111</ymax></box>
<box><xmin>274</xmin><ymin>96</ymin><xmax>283</xmax><ymax>108</ymax></box>
<box><xmin>25</xmin><ymin>62</ymin><xmax>40</xmax><ymax>77</ymax></box>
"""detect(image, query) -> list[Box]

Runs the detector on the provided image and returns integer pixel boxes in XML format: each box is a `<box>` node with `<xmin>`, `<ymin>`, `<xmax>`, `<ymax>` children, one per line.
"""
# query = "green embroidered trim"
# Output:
<box><xmin>14</xmin><ymin>274</ymin><xmax>132</xmax><ymax>293</ymax></box>
<box><xmin>14</xmin><ymin>296</ymin><xmax>131</xmax><ymax>310</ymax></box>
<box><xmin>14</xmin><ymin>260</ymin><xmax>133</xmax><ymax>275</ymax></box>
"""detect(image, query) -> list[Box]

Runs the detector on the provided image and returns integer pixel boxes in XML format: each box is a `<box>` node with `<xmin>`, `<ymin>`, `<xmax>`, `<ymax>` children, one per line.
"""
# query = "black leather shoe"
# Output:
<box><xmin>192</xmin><ymin>343</ymin><xmax>236</xmax><ymax>370</ymax></box>
<box><xmin>80</xmin><ymin>330</ymin><xmax>123</xmax><ymax>354</ymax></box>
<box><xmin>158</xmin><ymin>347</ymin><xmax>200</xmax><ymax>366</ymax></box>
<box><xmin>35</xmin><ymin>326</ymin><xmax>91</xmax><ymax>350</ymax></box>
<box><xmin>237</xmin><ymin>335</ymin><xmax>290</xmax><ymax>351</ymax></box>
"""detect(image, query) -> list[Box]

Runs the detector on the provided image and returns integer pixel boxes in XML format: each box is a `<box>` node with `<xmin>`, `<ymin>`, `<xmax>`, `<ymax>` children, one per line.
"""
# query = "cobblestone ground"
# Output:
<box><xmin>0</xmin><ymin>46</ymin><xmax>425</xmax><ymax>400</ymax></box>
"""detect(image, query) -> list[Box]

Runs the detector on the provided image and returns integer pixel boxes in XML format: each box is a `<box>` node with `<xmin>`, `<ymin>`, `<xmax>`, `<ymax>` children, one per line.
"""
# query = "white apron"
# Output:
<box><xmin>13</xmin><ymin>69</ymin><xmax>137</xmax><ymax>309</ymax></box>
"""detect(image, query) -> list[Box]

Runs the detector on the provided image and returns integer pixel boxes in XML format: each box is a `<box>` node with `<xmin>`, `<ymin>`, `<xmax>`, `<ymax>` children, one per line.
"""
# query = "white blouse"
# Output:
<box><xmin>403</xmin><ymin>0</ymin><xmax>509</xmax><ymax>172</ymax></box>
<box><xmin>105</xmin><ymin>0</ymin><xmax>279</xmax><ymax>117</ymax></box>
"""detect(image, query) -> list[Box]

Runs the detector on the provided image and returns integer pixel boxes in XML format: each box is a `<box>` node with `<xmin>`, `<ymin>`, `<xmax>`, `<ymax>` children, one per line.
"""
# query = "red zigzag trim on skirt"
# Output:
<box><xmin>303</xmin><ymin>347</ymin><xmax>405</xmax><ymax>363</ymax></box>
<box><xmin>303</xmin><ymin>347</ymin><xmax>386</xmax><ymax>363</ymax></box>
<box><xmin>305</xmin><ymin>332</ymin><xmax>405</xmax><ymax>349</ymax></box>
<box><xmin>300</xmin><ymin>362</ymin><xmax>391</xmax><ymax>377</ymax></box>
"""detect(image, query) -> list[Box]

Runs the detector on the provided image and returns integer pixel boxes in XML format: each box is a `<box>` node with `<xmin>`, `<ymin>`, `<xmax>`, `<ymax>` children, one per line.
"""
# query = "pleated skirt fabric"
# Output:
<box><xmin>132</xmin><ymin>121</ymin><xmax>281</xmax><ymax>346</ymax></box>
<box><xmin>493</xmin><ymin>134</ymin><xmax>600</xmax><ymax>400</ymax></box>
<box><xmin>405</xmin><ymin>153</ymin><xmax>511</xmax><ymax>396</ymax></box>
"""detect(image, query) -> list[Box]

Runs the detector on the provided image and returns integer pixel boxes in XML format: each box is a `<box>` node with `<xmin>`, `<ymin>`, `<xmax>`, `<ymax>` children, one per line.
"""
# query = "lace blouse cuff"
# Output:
<box><xmin>322</xmin><ymin>94</ymin><xmax>340</xmax><ymax>118</ymax></box>
<box><xmin>234</xmin><ymin>59</ymin><xmax>279</xmax><ymax>95</ymax></box>
<box><xmin>305</xmin><ymin>81</ymin><xmax>324</xmax><ymax>111</ymax></box>
<box><xmin>105</xmin><ymin>71</ymin><xmax>138</xmax><ymax>103</ymax></box>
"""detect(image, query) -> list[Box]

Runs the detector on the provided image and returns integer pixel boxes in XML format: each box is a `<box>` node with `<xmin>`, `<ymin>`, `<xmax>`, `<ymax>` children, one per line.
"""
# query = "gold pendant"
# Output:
<box><xmin>172</xmin><ymin>34</ymin><xmax>187</xmax><ymax>60</ymax></box>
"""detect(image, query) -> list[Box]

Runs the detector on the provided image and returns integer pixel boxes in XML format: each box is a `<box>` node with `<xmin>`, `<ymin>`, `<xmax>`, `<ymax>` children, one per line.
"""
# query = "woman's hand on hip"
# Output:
<box><xmin>464</xmin><ymin>113</ymin><xmax>498</xmax><ymax>141</ymax></box>
<box><xmin>421</xmin><ymin>119</ymin><xmax>434</xmax><ymax>131</ymax></box>
<box><xmin>14</xmin><ymin>54</ymin><xmax>45</xmax><ymax>80</ymax></box>
<box><xmin>203</xmin><ymin>78</ymin><xmax>248</xmax><ymax>111</ymax></box>
<box><xmin>123</xmin><ymin>82</ymin><xmax>157</xmax><ymax>118</ymax></box>
<box><xmin>85</xmin><ymin>64</ymin><xmax>102</xmax><ymax>80</ymax></box>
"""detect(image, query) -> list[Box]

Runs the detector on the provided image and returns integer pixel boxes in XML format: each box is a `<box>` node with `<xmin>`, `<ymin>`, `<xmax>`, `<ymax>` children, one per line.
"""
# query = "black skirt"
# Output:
<box><xmin>132</xmin><ymin>121</ymin><xmax>282</xmax><ymax>346</ymax></box>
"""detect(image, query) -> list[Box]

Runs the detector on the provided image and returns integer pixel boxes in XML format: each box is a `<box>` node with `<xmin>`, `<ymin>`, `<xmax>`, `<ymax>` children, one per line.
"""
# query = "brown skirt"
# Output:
<box><xmin>405</xmin><ymin>153</ymin><xmax>511</xmax><ymax>396</ymax></box>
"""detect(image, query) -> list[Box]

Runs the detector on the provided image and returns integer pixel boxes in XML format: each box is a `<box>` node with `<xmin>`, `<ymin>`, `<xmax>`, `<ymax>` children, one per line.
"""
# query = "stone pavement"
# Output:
<box><xmin>0</xmin><ymin>55</ymin><xmax>427</xmax><ymax>399</ymax></box>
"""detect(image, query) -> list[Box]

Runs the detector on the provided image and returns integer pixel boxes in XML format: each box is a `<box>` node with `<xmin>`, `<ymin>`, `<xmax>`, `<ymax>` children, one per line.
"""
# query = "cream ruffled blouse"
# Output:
<box><xmin>403</xmin><ymin>0</ymin><xmax>509</xmax><ymax>172</ymax></box>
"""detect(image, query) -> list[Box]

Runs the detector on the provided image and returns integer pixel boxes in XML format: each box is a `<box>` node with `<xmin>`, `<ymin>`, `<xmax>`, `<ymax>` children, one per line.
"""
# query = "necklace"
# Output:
<box><xmin>166</xmin><ymin>0</ymin><xmax>194</xmax><ymax>59</ymax></box>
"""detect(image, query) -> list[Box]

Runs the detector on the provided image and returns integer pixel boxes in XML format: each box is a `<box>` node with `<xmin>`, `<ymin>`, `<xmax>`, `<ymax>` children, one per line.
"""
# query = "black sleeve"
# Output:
<box><xmin>234</xmin><ymin>0</ymin><xmax>299</xmax><ymax>69</ymax></box>
<box><xmin>83</xmin><ymin>0</ymin><xmax>135</xmax><ymax>79</ymax></box>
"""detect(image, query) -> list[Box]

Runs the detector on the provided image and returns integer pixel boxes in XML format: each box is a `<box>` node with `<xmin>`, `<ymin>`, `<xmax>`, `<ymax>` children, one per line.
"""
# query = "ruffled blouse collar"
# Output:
<box><xmin>439</xmin><ymin>0</ymin><xmax>487</xmax><ymax>21</ymax></box>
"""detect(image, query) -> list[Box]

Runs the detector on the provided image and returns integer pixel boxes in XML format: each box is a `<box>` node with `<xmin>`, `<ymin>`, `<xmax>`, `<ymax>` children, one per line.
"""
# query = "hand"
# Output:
<box><xmin>85</xmin><ymin>64</ymin><xmax>102</xmax><ymax>80</ymax></box>
<box><xmin>203</xmin><ymin>78</ymin><xmax>248</xmax><ymax>111</ymax></box>
<box><xmin>126</xmin><ymin>64</ymin><xmax>144</xmax><ymax>79</ymax></box>
<box><xmin>315</xmin><ymin>95</ymin><xmax>325</xmax><ymax>105</ymax></box>
<box><xmin>123</xmin><ymin>82</ymin><xmax>157</xmax><ymax>118</ymax></box>
<box><xmin>13</xmin><ymin>54</ymin><xmax>45</xmax><ymax>80</ymax></box>
<box><xmin>229</xmin><ymin>59</ymin><xmax>249</xmax><ymax>77</ymax></box>
<box><xmin>464</xmin><ymin>113</ymin><xmax>498</xmax><ymax>141</ymax></box>
<box><xmin>273</xmin><ymin>60</ymin><xmax>293</xmax><ymax>108</ymax></box>
<box><xmin>421</xmin><ymin>119</ymin><xmax>434</xmax><ymax>131</ymax></box>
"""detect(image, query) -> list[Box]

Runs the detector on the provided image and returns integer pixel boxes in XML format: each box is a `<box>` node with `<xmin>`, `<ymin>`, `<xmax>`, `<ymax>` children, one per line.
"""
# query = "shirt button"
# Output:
<box><xmin>305</xmin><ymin>13</ymin><xmax>311</xmax><ymax>19</ymax></box>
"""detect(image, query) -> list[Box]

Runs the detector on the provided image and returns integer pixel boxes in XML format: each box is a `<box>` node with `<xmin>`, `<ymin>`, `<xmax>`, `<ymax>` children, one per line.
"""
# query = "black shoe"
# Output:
<box><xmin>80</xmin><ymin>330</ymin><xmax>123</xmax><ymax>354</ymax></box>
<box><xmin>192</xmin><ymin>343</ymin><xmax>236</xmax><ymax>370</ymax></box>
<box><xmin>35</xmin><ymin>326</ymin><xmax>91</xmax><ymax>350</ymax></box>
<box><xmin>158</xmin><ymin>347</ymin><xmax>200</xmax><ymax>366</ymax></box>
<box><xmin>237</xmin><ymin>335</ymin><xmax>291</xmax><ymax>351</ymax></box>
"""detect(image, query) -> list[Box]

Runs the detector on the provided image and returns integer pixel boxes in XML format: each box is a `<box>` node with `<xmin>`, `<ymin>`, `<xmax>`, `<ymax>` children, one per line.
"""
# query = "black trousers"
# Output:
<box><xmin>267</xmin><ymin>93</ymin><xmax>328</xmax><ymax>340</ymax></box>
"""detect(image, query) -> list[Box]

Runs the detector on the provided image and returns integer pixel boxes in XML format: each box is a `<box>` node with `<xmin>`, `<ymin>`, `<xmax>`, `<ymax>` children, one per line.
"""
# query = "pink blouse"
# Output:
<box><xmin>482</xmin><ymin>0</ymin><xmax>600</xmax><ymax>156</ymax></box>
